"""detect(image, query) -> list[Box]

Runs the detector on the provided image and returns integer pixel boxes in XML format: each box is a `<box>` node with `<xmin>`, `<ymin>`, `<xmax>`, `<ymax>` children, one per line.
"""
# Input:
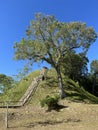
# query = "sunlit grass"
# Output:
<box><xmin>0</xmin><ymin>68</ymin><xmax>98</xmax><ymax>105</ymax></box>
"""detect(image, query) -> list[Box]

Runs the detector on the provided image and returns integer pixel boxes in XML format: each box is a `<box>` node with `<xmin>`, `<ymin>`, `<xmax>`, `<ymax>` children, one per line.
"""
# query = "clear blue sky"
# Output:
<box><xmin>0</xmin><ymin>0</ymin><xmax>98</xmax><ymax>76</ymax></box>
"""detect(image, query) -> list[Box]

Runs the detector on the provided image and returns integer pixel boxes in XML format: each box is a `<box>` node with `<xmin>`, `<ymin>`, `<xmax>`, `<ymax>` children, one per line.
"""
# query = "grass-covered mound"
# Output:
<box><xmin>0</xmin><ymin>69</ymin><xmax>98</xmax><ymax>105</ymax></box>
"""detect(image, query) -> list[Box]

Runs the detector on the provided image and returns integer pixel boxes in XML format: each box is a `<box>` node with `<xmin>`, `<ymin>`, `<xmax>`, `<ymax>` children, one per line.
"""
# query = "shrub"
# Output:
<box><xmin>40</xmin><ymin>95</ymin><xmax>60</xmax><ymax>111</ymax></box>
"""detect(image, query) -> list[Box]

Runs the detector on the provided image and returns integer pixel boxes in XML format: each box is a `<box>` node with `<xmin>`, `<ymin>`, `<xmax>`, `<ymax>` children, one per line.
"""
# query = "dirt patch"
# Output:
<box><xmin>0</xmin><ymin>100</ymin><xmax>98</xmax><ymax>130</ymax></box>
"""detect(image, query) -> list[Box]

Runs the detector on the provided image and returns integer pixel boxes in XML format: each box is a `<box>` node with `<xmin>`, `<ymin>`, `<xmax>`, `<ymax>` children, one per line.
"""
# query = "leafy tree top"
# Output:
<box><xmin>14</xmin><ymin>13</ymin><xmax>97</xmax><ymax>69</ymax></box>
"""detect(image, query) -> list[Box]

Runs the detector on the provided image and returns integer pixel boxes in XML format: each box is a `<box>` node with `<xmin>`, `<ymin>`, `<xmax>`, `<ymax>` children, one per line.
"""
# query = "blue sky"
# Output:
<box><xmin>0</xmin><ymin>0</ymin><xmax>98</xmax><ymax>76</ymax></box>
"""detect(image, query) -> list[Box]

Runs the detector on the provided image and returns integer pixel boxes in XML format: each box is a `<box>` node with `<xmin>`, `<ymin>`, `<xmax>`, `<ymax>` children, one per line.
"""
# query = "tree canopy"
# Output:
<box><xmin>13</xmin><ymin>13</ymin><xmax>97</xmax><ymax>98</ymax></box>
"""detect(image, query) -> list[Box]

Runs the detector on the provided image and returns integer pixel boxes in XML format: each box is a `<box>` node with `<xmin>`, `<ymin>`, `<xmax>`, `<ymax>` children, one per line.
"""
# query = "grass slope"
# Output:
<box><xmin>0</xmin><ymin>69</ymin><xmax>98</xmax><ymax>105</ymax></box>
<box><xmin>0</xmin><ymin>70</ymin><xmax>40</xmax><ymax>102</ymax></box>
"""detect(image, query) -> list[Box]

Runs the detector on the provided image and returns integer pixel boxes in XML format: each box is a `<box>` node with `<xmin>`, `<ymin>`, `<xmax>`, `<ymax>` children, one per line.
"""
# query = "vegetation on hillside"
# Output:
<box><xmin>0</xmin><ymin>69</ymin><xmax>98</xmax><ymax>106</ymax></box>
<box><xmin>0</xmin><ymin>13</ymin><xmax>98</xmax><ymax>106</ymax></box>
<box><xmin>0</xmin><ymin>70</ymin><xmax>40</xmax><ymax>102</ymax></box>
<box><xmin>13</xmin><ymin>13</ymin><xmax>97</xmax><ymax>98</ymax></box>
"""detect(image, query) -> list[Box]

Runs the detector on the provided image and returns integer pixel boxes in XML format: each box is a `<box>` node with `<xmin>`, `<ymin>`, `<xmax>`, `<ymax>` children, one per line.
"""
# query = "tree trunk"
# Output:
<box><xmin>56</xmin><ymin>67</ymin><xmax>66</xmax><ymax>99</ymax></box>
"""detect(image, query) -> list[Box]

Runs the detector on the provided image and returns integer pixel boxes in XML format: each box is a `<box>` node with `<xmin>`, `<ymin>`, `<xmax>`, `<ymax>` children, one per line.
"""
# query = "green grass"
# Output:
<box><xmin>64</xmin><ymin>78</ymin><xmax>98</xmax><ymax>103</ymax></box>
<box><xmin>0</xmin><ymin>68</ymin><xmax>98</xmax><ymax>105</ymax></box>
<box><xmin>0</xmin><ymin>70</ymin><xmax>40</xmax><ymax>102</ymax></box>
<box><xmin>27</xmin><ymin>69</ymin><xmax>59</xmax><ymax>105</ymax></box>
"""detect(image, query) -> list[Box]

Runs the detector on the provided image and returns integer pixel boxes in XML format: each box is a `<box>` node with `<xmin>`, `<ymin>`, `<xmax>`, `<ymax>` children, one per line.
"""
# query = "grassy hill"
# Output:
<box><xmin>1</xmin><ymin>69</ymin><xmax>98</xmax><ymax>130</ymax></box>
<box><xmin>0</xmin><ymin>69</ymin><xmax>98</xmax><ymax>105</ymax></box>
<box><xmin>0</xmin><ymin>70</ymin><xmax>40</xmax><ymax>102</ymax></box>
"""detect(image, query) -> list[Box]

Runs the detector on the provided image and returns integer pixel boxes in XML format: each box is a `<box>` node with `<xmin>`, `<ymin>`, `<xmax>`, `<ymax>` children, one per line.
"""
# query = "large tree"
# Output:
<box><xmin>13</xmin><ymin>13</ymin><xmax>97</xmax><ymax>98</ymax></box>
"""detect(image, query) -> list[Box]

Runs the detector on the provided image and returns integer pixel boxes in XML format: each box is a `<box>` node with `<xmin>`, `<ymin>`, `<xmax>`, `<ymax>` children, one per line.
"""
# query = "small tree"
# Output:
<box><xmin>0</xmin><ymin>74</ymin><xmax>15</xmax><ymax>93</ymax></box>
<box><xmin>13</xmin><ymin>13</ymin><xmax>97</xmax><ymax>98</ymax></box>
<box><xmin>40</xmin><ymin>95</ymin><xmax>60</xmax><ymax>111</ymax></box>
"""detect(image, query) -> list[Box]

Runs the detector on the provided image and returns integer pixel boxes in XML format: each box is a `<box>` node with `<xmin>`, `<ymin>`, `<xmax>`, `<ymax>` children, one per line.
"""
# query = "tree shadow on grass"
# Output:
<box><xmin>8</xmin><ymin>120</ymin><xmax>63</xmax><ymax>129</ymax></box>
<box><xmin>26</xmin><ymin>118</ymin><xmax>81</xmax><ymax>128</ymax></box>
<box><xmin>26</xmin><ymin>120</ymin><xmax>63</xmax><ymax>128</ymax></box>
<box><xmin>46</xmin><ymin>104</ymin><xmax>68</xmax><ymax>112</ymax></box>
<box><xmin>9</xmin><ymin>117</ymin><xmax>81</xmax><ymax>129</ymax></box>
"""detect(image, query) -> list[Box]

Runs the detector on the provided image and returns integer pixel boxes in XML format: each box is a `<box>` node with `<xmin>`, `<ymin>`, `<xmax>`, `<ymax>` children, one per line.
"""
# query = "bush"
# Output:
<box><xmin>40</xmin><ymin>95</ymin><xmax>60</xmax><ymax>111</ymax></box>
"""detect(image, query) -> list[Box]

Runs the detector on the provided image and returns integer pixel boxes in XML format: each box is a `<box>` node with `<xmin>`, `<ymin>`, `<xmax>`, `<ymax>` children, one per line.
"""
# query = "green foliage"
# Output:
<box><xmin>1</xmin><ymin>69</ymin><xmax>98</xmax><ymax>106</ymax></box>
<box><xmin>14</xmin><ymin>13</ymin><xmax>97</xmax><ymax>67</ymax></box>
<box><xmin>0</xmin><ymin>70</ymin><xmax>40</xmax><ymax>102</ymax></box>
<box><xmin>40</xmin><ymin>95</ymin><xmax>60</xmax><ymax>111</ymax></box>
<box><xmin>0</xmin><ymin>74</ymin><xmax>15</xmax><ymax>93</ymax></box>
<box><xmin>90</xmin><ymin>60</ymin><xmax>98</xmax><ymax>74</ymax></box>
<box><xmin>61</xmin><ymin>52</ymin><xmax>88</xmax><ymax>80</ymax></box>
<box><xmin>90</xmin><ymin>60</ymin><xmax>98</xmax><ymax>95</ymax></box>
<box><xmin>13</xmin><ymin>13</ymin><xmax>97</xmax><ymax>98</ymax></box>
<box><xmin>64</xmin><ymin>78</ymin><xmax>98</xmax><ymax>103</ymax></box>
